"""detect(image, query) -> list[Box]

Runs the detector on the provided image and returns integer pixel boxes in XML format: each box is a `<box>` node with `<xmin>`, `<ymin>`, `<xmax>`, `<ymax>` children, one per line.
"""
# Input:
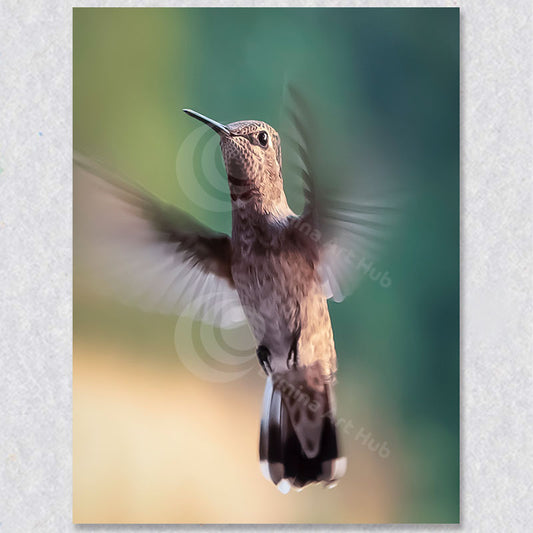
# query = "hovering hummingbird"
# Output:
<box><xmin>75</xmin><ymin>88</ymin><xmax>392</xmax><ymax>493</ymax></box>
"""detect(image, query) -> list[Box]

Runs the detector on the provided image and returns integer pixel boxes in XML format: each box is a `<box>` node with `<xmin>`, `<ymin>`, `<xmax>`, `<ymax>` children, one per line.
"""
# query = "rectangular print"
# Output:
<box><xmin>74</xmin><ymin>7</ymin><xmax>459</xmax><ymax>524</ymax></box>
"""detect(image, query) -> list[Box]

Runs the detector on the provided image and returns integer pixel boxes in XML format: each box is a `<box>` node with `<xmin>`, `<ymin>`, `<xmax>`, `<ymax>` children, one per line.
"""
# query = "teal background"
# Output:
<box><xmin>74</xmin><ymin>8</ymin><xmax>459</xmax><ymax>523</ymax></box>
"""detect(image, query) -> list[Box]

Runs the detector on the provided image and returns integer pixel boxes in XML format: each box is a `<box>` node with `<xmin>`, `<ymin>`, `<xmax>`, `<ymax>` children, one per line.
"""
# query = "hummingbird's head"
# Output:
<box><xmin>184</xmin><ymin>109</ymin><xmax>289</xmax><ymax>215</ymax></box>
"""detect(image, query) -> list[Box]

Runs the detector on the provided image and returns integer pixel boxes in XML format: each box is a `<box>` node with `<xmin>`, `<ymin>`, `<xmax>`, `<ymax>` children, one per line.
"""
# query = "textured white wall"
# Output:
<box><xmin>0</xmin><ymin>1</ymin><xmax>531</xmax><ymax>531</ymax></box>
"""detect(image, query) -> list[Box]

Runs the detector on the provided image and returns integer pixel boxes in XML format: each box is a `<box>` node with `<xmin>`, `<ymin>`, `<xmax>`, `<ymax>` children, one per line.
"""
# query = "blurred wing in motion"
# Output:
<box><xmin>283</xmin><ymin>85</ymin><xmax>399</xmax><ymax>302</ymax></box>
<box><xmin>74</xmin><ymin>153</ymin><xmax>247</xmax><ymax>329</ymax></box>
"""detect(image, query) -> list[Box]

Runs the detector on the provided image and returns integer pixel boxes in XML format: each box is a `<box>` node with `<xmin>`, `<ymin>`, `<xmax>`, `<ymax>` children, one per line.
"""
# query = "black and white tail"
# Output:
<box><xmin>259</xmin><ymin>364</ymin><xmax>346</xmax><ymax>493</ymax></box>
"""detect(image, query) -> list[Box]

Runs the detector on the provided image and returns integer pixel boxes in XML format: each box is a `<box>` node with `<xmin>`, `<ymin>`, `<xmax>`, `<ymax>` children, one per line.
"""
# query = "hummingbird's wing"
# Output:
<box><xmin>74</xmin><ymin>153</ymin><xmax>247</xmax><ymax>329</ymax></box>
<box><xmin>283</xmin><ymin>86</ymin><xmax>398</xmax><ymax>302</ymax></box>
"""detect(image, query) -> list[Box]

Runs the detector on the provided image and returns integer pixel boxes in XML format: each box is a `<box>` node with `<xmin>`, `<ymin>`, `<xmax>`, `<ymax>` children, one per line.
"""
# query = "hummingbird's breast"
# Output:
<box><xmin>231</xmin><ymin>218</ymin><xmax>336</xmax><ymax>375</ymax></box>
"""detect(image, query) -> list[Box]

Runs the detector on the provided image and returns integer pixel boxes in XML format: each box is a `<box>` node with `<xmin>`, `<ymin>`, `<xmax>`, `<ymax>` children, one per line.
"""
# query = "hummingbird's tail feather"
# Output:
<box><xmin>259</xmin><ymin>365</ymin><xmax>346</xmax><ymax>493</ymax></box>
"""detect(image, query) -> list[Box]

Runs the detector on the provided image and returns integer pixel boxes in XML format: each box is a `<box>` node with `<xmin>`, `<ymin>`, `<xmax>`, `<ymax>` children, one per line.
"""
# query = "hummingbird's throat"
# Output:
<box><xmin>227</xmin><ymin>172</ymin><xmax>291</xmax><ymax>218</ymax></box>
<box><xmin>228</xmin><ymin>174</ymin><xmax>256</xmax><ymax>202</ymax></box>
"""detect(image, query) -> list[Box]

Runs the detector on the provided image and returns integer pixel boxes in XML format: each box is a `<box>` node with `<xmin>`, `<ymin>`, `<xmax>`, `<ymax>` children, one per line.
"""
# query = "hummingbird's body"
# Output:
<box><xmin>231</xmin><ymin>211</ymin><xmax>336</xmax><ymax>375</ymax></box>
<box><xmin>220</xmin><ymin>118</ymin><xmax>336</xmax><ymax>375</ymax></box>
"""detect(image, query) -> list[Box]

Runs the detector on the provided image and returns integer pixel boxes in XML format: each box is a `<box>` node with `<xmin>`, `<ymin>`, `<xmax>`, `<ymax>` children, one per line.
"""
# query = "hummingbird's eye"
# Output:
<box><xmin>257</xmin><ymin>131</ymin><xmax>269</xmax><ymax>147</ymax></box>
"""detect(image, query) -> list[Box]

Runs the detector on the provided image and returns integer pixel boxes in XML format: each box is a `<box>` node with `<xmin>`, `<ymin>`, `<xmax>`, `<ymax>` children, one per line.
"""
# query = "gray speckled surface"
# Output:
<box><xmin>0</xmin><ymin>1</ymin><xmax>531</xmax><ymax>531</ymax></box>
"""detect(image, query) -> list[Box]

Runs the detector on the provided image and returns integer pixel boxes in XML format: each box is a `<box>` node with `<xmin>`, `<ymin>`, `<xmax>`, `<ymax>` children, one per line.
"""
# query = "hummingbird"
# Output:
<box><xmin>75</xmin><ymin>88</ymin><xmax>391</xmax><ymax>493</ymax></box>
<box><xmin>181</xmin><ymin>107</ymin><xmax>346</xmax><ymax>493</ymax></box>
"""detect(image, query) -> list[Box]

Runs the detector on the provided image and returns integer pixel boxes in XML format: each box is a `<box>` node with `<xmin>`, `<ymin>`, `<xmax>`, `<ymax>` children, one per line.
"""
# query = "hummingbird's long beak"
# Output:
<box><xmin>183</xmin><ymin>109</ymin><xmax>231</xmax><ymax>136</ymax></box>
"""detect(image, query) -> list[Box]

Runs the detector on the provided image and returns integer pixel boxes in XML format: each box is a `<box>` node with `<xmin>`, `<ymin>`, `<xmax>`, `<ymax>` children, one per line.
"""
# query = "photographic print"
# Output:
<box><xmin>73</xmin><ymin>7</ymin><xmax>459</xmax><ymax>523</ymax></box>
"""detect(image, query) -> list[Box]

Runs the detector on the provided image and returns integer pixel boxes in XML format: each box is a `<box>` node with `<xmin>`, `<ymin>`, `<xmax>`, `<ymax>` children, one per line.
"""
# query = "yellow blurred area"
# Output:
<box><xmin>74</xmin><ymin>343</ymin><xmax>400</xmax><ymax>523</ymax></box>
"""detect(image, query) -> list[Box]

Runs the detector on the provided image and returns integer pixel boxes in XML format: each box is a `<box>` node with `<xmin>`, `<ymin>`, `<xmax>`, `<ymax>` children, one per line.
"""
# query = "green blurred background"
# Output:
<box><xmin>73</xmin><ymin>8</ymin><xmax>459</xmax><ymax>524</ymax></box>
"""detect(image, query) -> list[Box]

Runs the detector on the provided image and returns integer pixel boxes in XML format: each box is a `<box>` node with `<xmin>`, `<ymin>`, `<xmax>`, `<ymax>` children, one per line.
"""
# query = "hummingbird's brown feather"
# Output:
<box><xmin>74</xmin><ymin>153</ymin><xmax>246</xmax><ymax>328</ymax></box>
